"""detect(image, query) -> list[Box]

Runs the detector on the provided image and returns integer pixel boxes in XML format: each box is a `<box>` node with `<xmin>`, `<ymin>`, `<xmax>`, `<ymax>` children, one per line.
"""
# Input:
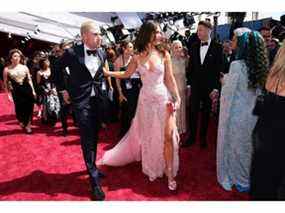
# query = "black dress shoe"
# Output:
<box><xmin>91</xmin><ymin>185</ymin><xmax>105</xmax><ymax>201</ymax></box>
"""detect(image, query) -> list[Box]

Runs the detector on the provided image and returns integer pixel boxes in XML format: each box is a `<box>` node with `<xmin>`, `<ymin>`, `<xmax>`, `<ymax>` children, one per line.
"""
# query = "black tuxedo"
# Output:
<box><xmin>223</xmin><ymin>52</ymin><xmax>235</xmax><ymax>74</ymax></box>
<box><xmin>54</xmin><ymin>44</ymin><xmax>108</xmax><ymax>110</ymax></box>
<box><xmin>50</xmin><ymin>55</ymin><xmax>76</xmax><ymax>134</ymax></box>
<box><xmin>54</xmin><ymin>44</ymin><xmax>108</xmax><ymax>196</ymax></box>
<box><xmin>187</xmin><ymin>39</ymin><xmax>224</xmax><ymax>145</ymax></box>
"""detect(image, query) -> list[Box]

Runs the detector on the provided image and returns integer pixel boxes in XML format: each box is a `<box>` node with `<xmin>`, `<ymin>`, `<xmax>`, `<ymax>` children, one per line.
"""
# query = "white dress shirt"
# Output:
<box><xmin>84</xmin><ymin>45</ymin><xmax>101</xmax><ymax>96</ymax></box>
<box><xmin>200</xmin><ymin>38</ymin><xmax>211</xmax><ymax>65</ymax></box>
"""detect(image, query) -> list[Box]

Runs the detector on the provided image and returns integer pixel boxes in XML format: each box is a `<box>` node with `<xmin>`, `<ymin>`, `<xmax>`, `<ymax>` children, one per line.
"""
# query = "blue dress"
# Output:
<box><xmin>217</xmin><ymin>60</ymin><xmax>258</xmax><ymax>192</ymax></box>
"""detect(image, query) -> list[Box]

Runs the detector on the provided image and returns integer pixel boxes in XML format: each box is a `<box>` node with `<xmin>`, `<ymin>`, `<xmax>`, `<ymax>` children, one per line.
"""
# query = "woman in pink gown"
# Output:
<box><xmin>99</xmin><ymin>21</ymin><xmax>181</xmax><ymax>191</ymax></box>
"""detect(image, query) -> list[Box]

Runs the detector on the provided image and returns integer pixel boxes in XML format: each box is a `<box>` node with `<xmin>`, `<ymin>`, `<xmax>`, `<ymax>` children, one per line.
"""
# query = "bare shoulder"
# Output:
<box><xmin>130</xmin><ymin>54</ymin><xmax>140</xmax><ymax>66</ymax></box>
<box><xmin>164</xmin><ymin>51</ymin><xmax>171</xmax><ymax>63</ymax></box>
<box><xmin>3</xmin><ymin>66</ymin><xmax>9</xmax><ymax>74</ymax></box>
<box><xmin>164</xmin><ymin>50</ymin><xmax>171</xmax><ymax>58</ymax></box>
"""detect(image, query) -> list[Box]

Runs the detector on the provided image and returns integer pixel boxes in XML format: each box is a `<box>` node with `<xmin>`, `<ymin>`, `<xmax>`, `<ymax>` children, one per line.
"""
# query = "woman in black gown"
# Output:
<box><xmin>3</xmin><ymin>49</ymin><xmax>36</xmax><ymax>134</ymax></box>
<box><xmin>114</xmin><ymin>41</ymin><xmax>142</xmax><ymax>138</ymax></box>
<box><xmin>36</xmin><ymin>57</ymin><xmax>60</xmax><ymax>126</ymax></box>
<box><xmin>250</xmin><ymin>41</ymin><xmax>285</xmax><ymax>200</ymax></box>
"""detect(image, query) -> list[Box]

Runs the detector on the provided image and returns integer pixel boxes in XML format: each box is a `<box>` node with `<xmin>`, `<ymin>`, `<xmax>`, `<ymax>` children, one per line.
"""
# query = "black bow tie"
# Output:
<box><xmin>201</xmin><ymin>42</ymin><xmax>208</xmax><ymax>47</ymax></box>
<box><xmin>86</xmin><ymin>49</ymin><xmax>98</xmax><ymax>56</ymax></box>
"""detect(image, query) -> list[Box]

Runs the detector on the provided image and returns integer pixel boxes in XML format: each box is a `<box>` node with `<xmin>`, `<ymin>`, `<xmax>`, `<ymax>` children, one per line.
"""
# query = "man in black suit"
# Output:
<box><xmin>183</xmin><ymin>21</ymin><xmax>224</xmax><ymax>148</ymax></box>
<box><xmin>222</xmin><ymin>40</ymin><xmax>235</xmax><ymax>74</ymax></box>
<box><xmin>54</xmin><ymin>21</ymin><xmax>109</xmax><ymax>200</ymax></box>
<box><xmin>259</xmin><ymin>26</ymin><xmax>279</xmax><ymax>67</ymax></box>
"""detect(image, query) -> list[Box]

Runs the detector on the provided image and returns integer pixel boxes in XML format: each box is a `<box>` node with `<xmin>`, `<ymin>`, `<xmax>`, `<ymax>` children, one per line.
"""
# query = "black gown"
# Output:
<box><xmin>119</xmin><ymin>63</ymin><xmax>142</xmax><ymax>138</ymax></box>
<box><xmin>250</xmin><ymin>91</ymin><xmax>285</xmax><ymax>200</ymax></box>
<box><xmin>8</xmin><ymin>73</ymin><xmax>34</xmax><ymax>127</ymax></box>
<box><xmin>38</xmin><ymin>73</ymin><xmax>60</xmax><ymax>125</ymax></box>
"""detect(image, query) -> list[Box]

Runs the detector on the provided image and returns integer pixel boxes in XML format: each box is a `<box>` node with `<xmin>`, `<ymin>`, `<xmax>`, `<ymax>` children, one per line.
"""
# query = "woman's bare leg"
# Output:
<box><xmin>164</xmin><ymin>107</ymin><xmax>177</xmax><ymax>190</ymax></box>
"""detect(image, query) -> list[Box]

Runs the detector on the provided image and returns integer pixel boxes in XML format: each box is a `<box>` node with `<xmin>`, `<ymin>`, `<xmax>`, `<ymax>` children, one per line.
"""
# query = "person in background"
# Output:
<box><xmin>260</xmin><ymin>26</ymin><xmax>279</xmax><ymax>67</ymax></box>
<box><xmin>106</xmin><ymin>47</ymin><xmax>119</xmax><ymax>123</ymax></box>
<box><xmin>3</xmin><ymin>49</ymin><xmax>36</xmax><ymax>134</ymax></box>
<box><xmin>27</xmin><ymin>51</ymin><xmax>46</xmax><ymax>118</ymax></box>
<box><xmin>222</xmin><ymin>40</ymin><xmax>234</xmax><ymax>74</ymax></box>
<box><xmin>50</xmin><ymin>43</ymin><xmax>76</xmax><ymax>136</ymax></box>
<box><xmin>37</xmin><ymin>57</ymin><xmax>60</xmax><ymax>126</ymax></box>
<box><xmin>171</xmin><ymin>40</ymin><xmax>188</xmax><ymax>135</ymax></box>
<box><xmin>114</xmin><ymin>41</ymin><xmax>142</xmax><ymax>138</ymax></box>
<box><xmin>183</xmin><ymin>20</ymin><xmax>224</xmax><ymax>149</ymax></box>
<box><xmin>0</xmin><ymin>57</ymin><xmax>5</xmax><ymax>91</ymax></box>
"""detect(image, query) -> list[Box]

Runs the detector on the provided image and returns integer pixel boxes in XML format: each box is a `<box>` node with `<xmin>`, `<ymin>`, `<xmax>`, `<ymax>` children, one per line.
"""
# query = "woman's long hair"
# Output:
<box><xmin>235</xmin><ymin>31</ymin><xmax>269</xmax><ymax>89</ymax></box>
<box><xmin>134</xmin><ymin>21</ymin><xmax>169</xmax><ymax>56</ymax></box>
<box><xmin>268</xmin><ymin>40</ymin><xmax>285</xmax><ymax>82</ymax></box>
<box><xmin>7</xmin><ymin>49</ymin><xmax>25</xmax><ymax>66</ymax></box>
<box><xmin>117</xmin><ymin>41</ymin><xmax>131</xmax><ymax>56</ymax></box>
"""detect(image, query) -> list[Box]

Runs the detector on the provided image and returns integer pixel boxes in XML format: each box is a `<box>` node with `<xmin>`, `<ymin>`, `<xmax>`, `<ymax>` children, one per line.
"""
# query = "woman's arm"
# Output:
<box><xmin>36</xmin><ymin>71</ymin><xmax>41</xmax><ymax>85</ymax></box>
<box><xmin>113</xmin><ymin>57</ymin><xmax>127</xmax><ymax>102</ymax></box>
<box><xmin>107</xmin><ymin>76</ymin><xmax>113</xmax><ymax>89</ymax></box>
<box><xmin>114</xmin><ymin>57</ymin><xmax>123</xmax><ymax>94</ymax></box>
<box><xmin>103</xmin><ymin>56</ymin><xmax>138</xmax><ymax>79</ymax></box>
<box><xmin>3</xmin><ymin>67</ymin><xmax>9</xmax><ymax>92</ymax></box>
<box><xmin>3</xmin><ymin>67</ymin><xmax>13</xmax><ymax>101</ymax></box>
<box><xmin>164</xmin><ymin>52</ymin><xmax>181</xmax><ymax>108</ymax></box>
<box><xmin>105</xmin><ymin>62</ymin><xmax>113</xmax><ymax>90</ymax></box>
<box><xmin>25</xmin><ymin>66</ymin><xmax>36</xmax><ymax>96</ymax></box>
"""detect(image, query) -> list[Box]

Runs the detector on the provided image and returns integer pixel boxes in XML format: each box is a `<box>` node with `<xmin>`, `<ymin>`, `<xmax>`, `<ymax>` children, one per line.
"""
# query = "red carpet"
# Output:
<box><xmin>0</xmin><ymin>91</ymin><xmax>248</xmax><ymax>201</ymax></box>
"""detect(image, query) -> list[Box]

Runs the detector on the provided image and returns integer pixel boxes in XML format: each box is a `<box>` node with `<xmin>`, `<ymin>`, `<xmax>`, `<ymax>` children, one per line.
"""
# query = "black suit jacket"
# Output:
<box><xmin>222</xmin><ymin>52</ymin><xmax>235</xmax><ymax>74</ymax></box>
<box><xmin>188</xmin><ymin>40</ymin><xmax>224</xmax><ymax>94</ymax></box>
<box><xmin>54</xmin><ymin>44</ymin><xmax>108</xmax><ymax>110</ymax></box>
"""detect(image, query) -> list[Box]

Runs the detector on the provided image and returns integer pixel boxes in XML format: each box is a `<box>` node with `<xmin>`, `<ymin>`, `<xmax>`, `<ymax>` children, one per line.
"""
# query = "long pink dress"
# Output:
<box><xmin>98</xmin><ymin>60</ymin><xmax>180</xmax><ymax>181</ymax></box>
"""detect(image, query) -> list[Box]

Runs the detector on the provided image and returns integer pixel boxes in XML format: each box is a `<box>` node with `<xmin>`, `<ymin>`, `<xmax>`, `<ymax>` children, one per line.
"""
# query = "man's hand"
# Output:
<box><xmin>220</xmin><ymin>72</ymin><xmax>225</xmax><ymax>86</ymax></box>
<box><xmin>174</xmin><ymin>98</ymin><xmax>181</xmax><ymax>111</ymax></box>
<box><xmin>33</xmin><ymin>91</ymin><xmax>37</xmax><ymax>100</ymax></box>
<box><xmin>103</xmin><ymin>68</ymin><xmax>110</xmax><ymax>77</ymax></box>
<box><xmin>119</xmin><ymin>94</ymin><xmax>127</xmax><ymax>104</ymax></box>
<box><xmin>209</xmin><ymin>89</ymin><xmax>219</xmax><ymax>101</ymax></box>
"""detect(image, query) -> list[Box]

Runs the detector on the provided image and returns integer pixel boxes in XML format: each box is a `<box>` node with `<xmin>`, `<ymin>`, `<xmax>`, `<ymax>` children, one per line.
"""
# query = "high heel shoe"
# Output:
<box><xmin>168</xmin><ymin>179</ymin><xmax>177</xmax><ymax>191</ymax></box>
<box><xmin>165</xmin><ymin>167</ymin><xmax>177</xmax><ymax>191</ymax></box>
<box><xmin>25</xmin><ymin>126</ymin><xmax>33</xmax><ymax>134</ymax></box>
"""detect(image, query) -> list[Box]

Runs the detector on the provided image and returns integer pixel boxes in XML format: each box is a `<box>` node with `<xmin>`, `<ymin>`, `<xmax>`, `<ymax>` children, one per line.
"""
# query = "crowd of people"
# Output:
<box><xmin>0</xmin><ymin>17</ymin><xmax>285</xmax><ymax>201</ymax></box>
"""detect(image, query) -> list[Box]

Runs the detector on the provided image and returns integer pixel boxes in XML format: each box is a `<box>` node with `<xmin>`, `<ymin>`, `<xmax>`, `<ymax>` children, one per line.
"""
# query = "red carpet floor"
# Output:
<box><xmin>0</xmin><ymin>91</ymin><xmax>248</xmax><ymax>201</ymax></box>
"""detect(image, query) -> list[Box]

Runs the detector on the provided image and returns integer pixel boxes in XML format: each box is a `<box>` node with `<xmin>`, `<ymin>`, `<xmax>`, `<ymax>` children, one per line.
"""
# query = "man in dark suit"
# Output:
<box><xmin>183</xmin><ymin>21</ymin><xmax>224</xmax><ymax>148</ymax></box>
<box><xmin>260</xmin><ymin>26</ymin><xmax>279</xmax><ymax>67</ymax></box>
<box><xmin>222</xmin><ymin>40</ymin><xmax>235</xmax><ymax>74</ymax></box>
<box><xmin>50</xmin><ymin>43</ymin><xmax>78</xmax><ymax>136</ymax></box>
<box><xmin>54</xmin><ymin>21</ymin><xmax>109</xmax><ymax>200</ymax></box>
